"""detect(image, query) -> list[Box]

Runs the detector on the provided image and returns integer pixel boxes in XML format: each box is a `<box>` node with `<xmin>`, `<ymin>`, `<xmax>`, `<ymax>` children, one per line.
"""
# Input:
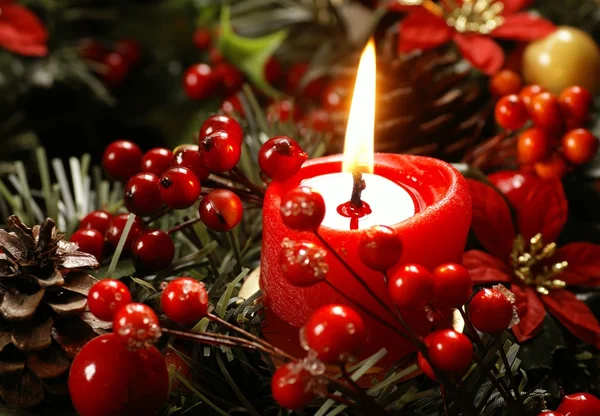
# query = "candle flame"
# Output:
<box><xmin>343</xmin><ymin>38</ymin><xmax>376</xmax><ymax>174</ymax></box>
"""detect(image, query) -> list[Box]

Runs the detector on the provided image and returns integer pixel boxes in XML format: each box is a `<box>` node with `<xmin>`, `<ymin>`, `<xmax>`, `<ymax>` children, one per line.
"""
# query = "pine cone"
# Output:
<box><xmin>0</xmin><ymin>216</ymin><xmax>103</xmax><ymax>409</ymax></box>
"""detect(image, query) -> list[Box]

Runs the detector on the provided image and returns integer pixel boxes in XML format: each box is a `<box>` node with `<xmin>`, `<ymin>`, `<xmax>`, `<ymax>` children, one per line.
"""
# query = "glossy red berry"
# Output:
<box><xmin>124</xmin><ymin>173</ymin><xmax>163</xmax><ymax>217</ymax></box>
<box><xmin>302</xmin><ymin>304</ymin><xmax>365</xmax><ymax>364</ymax></box>
<box><xmin>280</xmin><ymin>187</ymin><xmax>326</xmax><ymax>231</ymax></box>
<box><xmin>265</xmin><ymin>56</ymin><xmax>283</xmax><ymax>85</ymax></box>
<box><xmin>88</xmin><ymin>279</ymin><xmax>132</xmax><ymax>321</ymax></box>
<box><xmin>115</xmin><ymin>38</ymin><xmax>142</xmax><ymax>65</ymax></box>
<box><xmin>159</xmin><ymin>167</ymin><xmax>202</xmax><ymax>209</ymax></box>
<box><xmin>258</xmin><ymin>136</ymin><xmax>308</xmax><ymax>181</ymax></box>
<box><xmin>80</xmin><ymin>210</ymin><xmax>113</xmax><ymax>235</ymax></box>
<box><xmin>183</xmin><ymin>63</ymin><xmax>215</xmax><ymax>100</ymax></box>
<box><xmin>221</xmin><ymin>95</ymin><xmax>245</xmax><ymax>116</ymax></box>
<box><xmin>427</xmin><ymin>329</ymin><xmax>473</xmax><ymax>376</ymax></box>
<box><xmin>105</xmin><ymin>214</ymin><xmax>145</xmax><ymax>253</ymax></box>
<box><xmin>530</xmin><ymin>92</ymin><xmax>564</xmax><ymax>133</ymax></box>
<box><xmin>267</xmin><ymin>100</ymin><xmax>302</xmax><ymax>123</ymax></box>
<box><xmin>559</xmin><ymin>86</ymin><xmax>592</xmax><ymax>129</ymax></box>
<box><xmin>534</xmin><ymin>152</ymin><xmax>569</xmax><ymax>179</ymax></box>
<box><xmin>279</xmin><ymin>239</ymin><xmax>328</xmax><ymax>287</ymax></box>
<box><xmin>199</xmin><ymin>114</ymin><xmax>244</xmax><ymax>145</ymax></box>
<box><xmin>199</xmin><ymin>189</ymin><xmax>243</xmax><ymax>232</ymax></box>
<box><xmin>557</xmin><ymin>392</ymin><xmax>600</xmax><ymax>416</ymax></box>
<box><xmin>161</xmin><ymin>278</ymin><xmax>209</xmax><ymax>325</ymax></box>
<box><xmin>172</xmin><ymin>144</ymin><xmax>210</xmax><ymax>181</ymax></box>
<box><xmin>519</xmin><ymin>84</ymin><xmax>547</xmax><ymax>109</ymax></box>
<box><xmin>517</xmin><ymin>127</ymin><xmax>551</xmax><ymax>164</ymax></box>
<box><xmin>214</xmin><ymin>62</ymin><xmax>244</xmax><ymax>94</ymax></box>
<box><xmin>71</xmin><ymin>228</ymin><xmax>105</xmax><ymax>261</ymax></box>
<box><xmin>141</xmin><ymin>147</ymin><xmax>173</xmax><ymax>177</ymax></box>
<box><xmin>561</xmin><ymin>128</ymin><xmax>599</xmax><ymax>165</ymax></box>
<box><xmin>388</xmin><ymin>264</ymin><xmax>433</xmax><ymax>310</ymax></box>
<box><xmin>536</xmin><ymin>412</ymin><xmax>564</xmax><ymax>416</ymax></box>
<box><xmin>193</xmin><ymin>28</ymin><xmax>212</xmax><ymax>50</ymax></box>
<box><xmin>102</xmin><ymin>52</ymin><xmax>130</xmax><ymax>87</ymax></box>
<box><xmin>198</xmin><ymin>131</ymin><xmax>241</xmax><ymax>172</ymax></box>
<box><xmin>132</xmin><ymin>230</ymin><xmax>175</xmax><ymax>273</ymax></box>
<box><xmin>271</xmin><ymin>361</ymin><xmax>315</xmax><ymax>410</ymax></box>
<box><xmin>468</xmin><ymin>288</ymin><xmax>514</xmax><ymax>333</ymax></box>
<box><xmin>69</xmin><ymin>333</ymin><xmax>168</xmax><ymax>416</ymax></box>
<box><xmin>102</xmin><ymin>140</ymin><xmax>142</xmax><ymax>181</ymax></box>
<box><xmin>113</xmin><ymin>303</ymin><xmax>161</xmax><ymax>350</ymax></box>
<box><xmin>489</xmin><ymin>70</ymin><xmax>522</xmax><ymax>97</ymax></box>
<box><xmin>432</xmin><ymin>263</ymin><xmax>472</xmax><ymax>309</ymax></box>
<box><xmin>357</xmin><ymin>225</ymin><xmax>403</xmax><ymax>271</ymax></box>
<box><xmin>495</xmin><ymin>94</ymin><xmax>529</xmax><ymax>131</ymax></box>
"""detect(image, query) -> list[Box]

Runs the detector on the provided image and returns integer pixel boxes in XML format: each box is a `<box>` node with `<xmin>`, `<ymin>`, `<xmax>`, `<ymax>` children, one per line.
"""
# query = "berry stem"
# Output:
<box><xmin>167</xmin><ymin>216</ymin><xmax>203</xmax><ymax>235</ymax></box>
<box><xmin>226</xmin><ymin>231</ymin><xmax>243</xmax><ymax>274</ymax></box>
<box><xmin>230</xmin><ymin>167</ymin><xmax>266</xmax><ymax>197</ymax></box>
<box><xmin>494</xmin><ymin>333</ymin><xmax>525</xmax><ymax>413</ymax></box>
<box><xmin>144</xmin><ymin>207</ymin><xmax>173</xmax><ymax>225</ymax></box>
<box><xmin>177</xmin><ymin>219</ymin><xmax>221</xmax><ymax>278</ymax></box>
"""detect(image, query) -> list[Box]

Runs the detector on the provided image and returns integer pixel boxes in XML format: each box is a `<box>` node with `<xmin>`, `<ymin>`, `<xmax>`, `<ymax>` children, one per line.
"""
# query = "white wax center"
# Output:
<box><xmin>301</xmin><ymin>173</ymin><xmax>415</xmax><ymax>230</ymax></box>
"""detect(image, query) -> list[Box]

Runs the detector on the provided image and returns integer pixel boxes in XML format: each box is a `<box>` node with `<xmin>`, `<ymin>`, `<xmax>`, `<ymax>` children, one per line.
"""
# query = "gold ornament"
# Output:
<box><xmin>523</xmin><ymin>26</ymin><xmax>600</xmax><ymax>95</ymax></box>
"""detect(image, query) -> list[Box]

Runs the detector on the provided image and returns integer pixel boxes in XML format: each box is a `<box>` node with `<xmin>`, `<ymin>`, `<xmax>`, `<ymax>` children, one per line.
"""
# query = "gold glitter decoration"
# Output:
<box><xmin>511</xmin><ymin>233</ymin><xmax>568</xmax><ymax>296</ymax></box>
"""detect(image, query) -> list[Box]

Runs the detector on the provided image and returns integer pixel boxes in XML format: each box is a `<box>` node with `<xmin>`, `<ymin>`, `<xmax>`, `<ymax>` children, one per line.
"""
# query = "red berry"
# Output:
<box><xmin>69</xmin><ymin>334</ymin><xmax>168</xmax><ymax>416</ymax></box>
<box><xmin>221</xmin><ymin>95</ymin><xmax>245</xmax><ymax>117</ymax></box>
<box><xmin>113</xmin><ymin>303</ymin><xmax>161</xmax><ymax>350</ymax></box>
<box><xmin>489</xmin><ymin>70</ymin><xmax>522</xmax><ymax>97</ymax></box>
<box><xmin>494</xmin><ymin>94</ymin><xmax>529</xmax><ymax>131</ymax></box>
<box><xmin>357</xmin><ymin>225</ymin><xmax>403</xmax><ymax>271</ymax></box>
<box><xmin>193</xmin><ymin>28</ymin><xmax>212</xmax><ymax>50</ymax></box>
<box><xmin>557</xmin><ymin>393</ymin><xmax>600</xmax><ymax>416</ymax></box>
<box><xmin>159</xmin><ymin>167</ymin><xmax>202</xmax><ymax>209</ymax></box>
<box><xmin>214</xmin><ymin>62</ymin><xmax>244</xmax><ymax>94</ymax></box>
<box><xmin>80</xmin><ymin>210</ymin><xmax>113</xmax><ymax>235</ymax></box>
<box><xmin>265</xmin><ymin>56</ymin><xmax>283</xmax><ymax>85</ymax></box>
<box><xmin>209</xmin><ymin>48</ymin><xmax>224</xmax><ymax>65</ymax></box>
<box><xmin>105</xmin><ymin>213</ymin><xmax>145</xmax><ymax>253</ymax></box>
<box><xmin>321</xmin><ymin>80</ymin><xmax>349</xmax><ymax>112</ymax></box>
<box><xmin>302</xmin><ymin>304</ymin><xmax>365</xmax><ymax>363</ymax></box>
<box><xmin>529</xmin><ymin>92</ymin><xmax>564</xmax><ymax>133</ymax></box>
<box><xmin>102</xmin><ymin>52</ymin><xmax>130</xmax><ymax>87</ymax></box>
<box><xmin>161</xmin><ymin>278</ymin><xmax>209</xmax><ymax>325</ymax></box>
<box><xmin>78</xmin><ymin>38</ymin><xmax>105</xmax><ymax>61</ymax></box>
<box><xmin>198</xmin><ymin>131</ymin><xmax>241</xmax><ymax>172</ymax></box>
<box><xmin>200</xmin><ymin>114</ymin><xmax>243</xmax><ymax>145</ymax></box>
<box><xmin>559</xmin><ymin>86</ymin><xmax>592</xmax><ymax>129</ymax></box>
<box><xmin>102</xmin><ymin>140</ymin><xmax>142</xmax><ymax>181</ymax></box>
<box><xmin>432</xmin><ymin>263</ymin><xmax>472</xmax><ymax>308</ymax></box>
<box><xmin>279</xmin><ymin>239</ymin><xmax>328</xmax><ymax>287</ymax></box>
<box><xmin>132</xmin><ymin>230</ymin><xmax>175</xmax><ymax>273</ymax></box>
<box><xmin>88</xmin><ymin>279</ymin><xmax>132</xmax><ymax>321</ymax></box>
<box><xmin>280</xmin><ymin>187</ymin><xmax>326</xmax><ymax>231</ymax></box>
<box><xmin>517</xmin><ymin>127</ymin><xmax>551</xmax><ymax>164</ymax></box>
<box><xmin>301</xmin><ymin>109</ymin><xmax>332</xmax><ymax>133</ymax></box>
<box><xmin>427</xmin><ymin>329</ymin><xmax>473</xmax><ymax>376</ymax></box>
<box><xmin>561</xmin><ymin>128</ymin><xmax>599</xmax><ymax>165</ymax></box>
<box><xmin>71</xmin><ymin>228</ymin><xmax>105</xmax><ymax>261</ymax></box>
<box><xmin>537</xmin><ymin>413</ymin><xmax>564</xmax><ymax>416</ymax></box>
<box><xmin>267</xmin><ymin>100</ymin><xmax>301</xmax><ymax>123</ymax></box>
<box><xmin>198</xmin><ymin>189</ymin><xmax>243</xmax><ymax>232</ymax></box>
<box><xmin>141</xmin><ymin>147</ymin><xmax>173</xmax><ymax>177</ymax></box>
<box><xmin>417</xmin><ymin>349</ymin><xmax>437</xmax><ymax>381</ymax></box>
<box><xmin>172</xmin><ymin>144</ymin><xmax>210</xmax><ymax>181</ymax></box>
<box><xmin>534</xmin><ymin>152</ymin><xmax>569</xmax><ymax>179</ymax></box>
<box><xmin>258</xmin><ymin>136</ymin><xmax>308</xmax><ymax>181</ymax></box>
<box><xmin>468</xmin><ymin>288</ymin><xmax>514</xmax><ymax>333</ymax></box>
<box><xmin>519</xmin><ymin>84</ymin><xmax>547</xmax><ymax>109</ymax></box>
<box><xmin>183</xmin><ymin>63</ymin><xmax>215</xmax><ymax>100</ymax></box>
<box><xmin>271</xmin><ymin>361</ymin><xmax>315</xmax><ymax>410</ymax></box>
<box><xmin>115</xmin><ymin>38</ymin><xmax>142</xmax><ymax>65</ymax></box>
<box><xmin>285</xmin><ymin>62</ymin><xmax>326</xmax><ymax>101</ymax></box>
<box><xmin>124</xmin><ymin>173</ymin><xmax>163</xmax><ymax>217</ymax></box>
<box><xmin>388</xmin><ymin>264</ymin><xmax>433</xmax><ymax>310</ymax></box>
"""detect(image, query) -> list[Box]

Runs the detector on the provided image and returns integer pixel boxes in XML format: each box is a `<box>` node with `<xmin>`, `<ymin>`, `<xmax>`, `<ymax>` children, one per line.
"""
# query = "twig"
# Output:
<box><xmin>495</xmin><ymin>333</ymin><xmax>525</xmax><ymax>415</ymax></box>
<box><xmin>167</xmin><ymin>216</ymin><xmax>203</xmax><ymax>235</ymax></box>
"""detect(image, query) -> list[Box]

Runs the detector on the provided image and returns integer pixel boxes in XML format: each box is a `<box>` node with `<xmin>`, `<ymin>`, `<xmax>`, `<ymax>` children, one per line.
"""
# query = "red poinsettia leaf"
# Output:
<box><xmin>511</xmin><ymin>285</ymin><xmax>546</xmax><ymax>343</ymax></box>
<box><xmin>453</xmin><ymin>33</ymin><xmax>504</xmax><ymax>75</ymax></box>
<box><xmin>397</xmin><ymin>8</ymin><xmax>452</xmax><ymax>54</ymax></box>
<box><xmin>542</xmin><ymin>290</ymin><xmax>600</xmax><ymax>349</ymax></box>
<box><xmin>466</xmin><ymin>179</ymin><xmax>515</xmax><ymax>260</ymax></box>
<box><xmin>555</xmin><ymin>243</ymin><xmax>600</xmax><ymax>287</ymax></box>
<box><xmin>492</xmin><ymin>13</ymin><xmax>556</xmax><ymax>41</ymax></box>
<box><xmin>463</xmin><ymin>250</ymin><xmax>511</xmax><ymax>283</ymax></box>
<box><xmin>500</xmin><ymin>0</ymin><xmax>534</xmax><ymax>14</ymax></box>
<box><xmin>0</xmin><ymin>5</ymin><xmax>48</xmax><ymax>57</ymax></box>
<box><xmin>517</xmin><ymin>178</ymin><xmax>567</xmax><ymax>244</ymax></box>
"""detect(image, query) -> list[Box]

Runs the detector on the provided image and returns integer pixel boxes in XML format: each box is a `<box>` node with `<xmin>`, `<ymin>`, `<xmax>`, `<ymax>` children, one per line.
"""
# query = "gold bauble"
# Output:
<box><xmin>523</xmin><ymin>26</ymin><xmax>600</xmax><ymax>95</ymax></box>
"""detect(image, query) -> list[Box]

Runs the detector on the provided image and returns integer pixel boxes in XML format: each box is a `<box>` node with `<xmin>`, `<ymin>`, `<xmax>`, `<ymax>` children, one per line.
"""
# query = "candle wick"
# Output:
<box><xmin>350</xmin><ymin>170</ymin><xmax>366</xmax><ymax>209</ymax></box>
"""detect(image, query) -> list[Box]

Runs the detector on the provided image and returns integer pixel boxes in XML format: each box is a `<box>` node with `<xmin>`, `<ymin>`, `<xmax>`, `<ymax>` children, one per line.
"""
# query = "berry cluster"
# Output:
<box><xmin>78</xmin><ymin>37</ymin><xmax>142</xmax><ymax>87</ymax></box>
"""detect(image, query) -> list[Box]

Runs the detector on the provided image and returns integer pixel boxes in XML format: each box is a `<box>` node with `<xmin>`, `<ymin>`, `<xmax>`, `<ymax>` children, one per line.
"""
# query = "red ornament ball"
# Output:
<box><xmin>557</xmin><ymin>392</ymin><xmax>600</xmax><ymax>416</ymax></box>
<box><xmin>113</xmin><ymin>303</ymin><xmax>161</xmax><ymax>350</ymax></box>
<box><xmin>279</xmin><ymin>239</ymin><xmax>328</xmax><ymax>287</ymax></box>
<box><xmin>495</xmin><ymin>94</ymin><xmax>529</xmax><ymax>131</ymax></box>
<box><xmin>388</xmin><ymin>264</ymin><xmax>433</xmax><ymax>310</ymax></box>
<box><xmin>302</xmin><ymin>304</ymin><xmax>365</xmax><ymax>364</ymax></box>
<box><xmin>105</xmin><ymin>214</ymin><xmax>145</xmax><ymax>253</ymax></box>
<box><xmin>115</xmin><ymin>38</ymin><xmax>142</xmax><ymax>66</ymax></box>
<box><xmin>427</xmin><ymin>329</ymin><xmax>473</xmax><ymax>376</ymax></box>
<box><xmin>357</xmin><ymin>225</ymin><xmax>403</xmax><ymax>271</ymax></box>
<box><xmin>132</xmin><ymin>229</ymin><xmax>175</xmax><ymax>273</ymax></box>
<box><xmin>271</xmin><ymin>361</ymin><xmax>315</xmax><ymax>410</ymax></box>
<box><xmin>69</xmin><ymin>333</ymin><xmax>168</xmax><ymax>416</ymax></box>
<box><xmin>88</xmin><ymin>279</ymin><xmax>132</xmax><ymax>322</ymax></box>
<box><xmin>489</xmin><ymin>70</ymin><xmax>522</xmax><ymax>97</ymax></box>
<box><xmin>280</xmin><ymin>187</ymin><xmax>326</xmax><ymax>231</ymax></box>
<box><xmin>267</xmin><ymin>99</ymin><xmax>301</xmax><ymax>123</ymax></box>
<box><xmin>102</xmin><ymin>140</ymin><xmax>142</xmax><ymax>181</ymax></box>
<box><xmin>141</xmin><ymin>147</ymin><xmax>173</xmax><ymax>177</ymax></box>
<box><xmin>193</xmin><ymin>28</ymin><xmax>212</xmax><ymax>50</ymax></box>
<box><xmin>199</xmin><ymin>189</ymin><xmax>243</xmax><ymax>232</ymax></box>
<box><xmin>529</xmin><ymin>92</ymin><xmax>564</xmax><ymax>133</ymax></box>
<box><xmin>534</xmin><ymin>152</ymin><xmax>569</xmax><ymax>179</ymax></box>
<box><xmin>468</xmin><ymin>288</ymin><xmax>514</xmax><ymax>333</ymax></box>
<box><xmin>159</xmin><ymin>167</ymin><xmax>202</xmax><ymax>209</ymax></box>
<box><xmin>258</xmin><ymin>136</ymin><xmax>308</xmax><ymax>181</ymax></box>
<box><xmin>517</xmin><ymin>127</ymin><xmax>551</xmax><ymax>164</ymax></box>
<box><xmin>161</xmin><ymin>278</ymin><xmax>209</xmax><ymax>326</ymax></box>
<box><xmin>124</xmin><ymin>173</ymin><xmax>163</xmax><ymax>217</ymax></box>
<box><xmin>172</xmin><ymin>144</ymin><xmax>210</xmax><ymax>181</ymax></box>
<box><xmin>561</xmin><ymin>128</ymin><xmax>599</xmax><ymax>165</ymax></box>
<box><xmin>102</xmin><ymin>52</ymin><xmax>130</xmax><ymax>87</ymax></box>
<box><xmin>183</xmin><ymin>63</ymin><xmax>215</xmax><ymax>100</ymax></box>
<box><xmin>80</xmin><ymin>210</ymin><xmax>113</xmax><ymax>235</ymax></box>
<box><xmin>70</xmin><ymin>228</ymin><xmax>104</xmax><ymax>262</ymax></box>
<box><xmin>198</xmin><ymin>131</ymin><xmax>242</xmax><ymax>173</ymax></box>
<box><xmin>432</xmin><ymin>263</ymin><xmax>472</xmax><ymax>309</ymax></box>
<box><xmin>199</xmin><ymin>115</ymin><xmax>244</xmax><ymax>145</ymax></box>
<box><xmin>519</xmin><ymin>84</ymin><xmax>547</xmax><ymax>109</ymax></box>
<box><xmin>559</xmin><ymin>86</ymin><xmax>592</xmax><ymax>129</ymax></box>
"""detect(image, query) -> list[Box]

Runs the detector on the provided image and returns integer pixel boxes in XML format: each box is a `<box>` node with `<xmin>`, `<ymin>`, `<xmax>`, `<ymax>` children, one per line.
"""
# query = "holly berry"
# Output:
<box><xmin>113</xmin><ymin>303</ymin><xmax>161</xmax><ymax>350</ymax></box>
<box><xmin>537</xmin><ymin>413</ymin><xmax>564</xmax><ymax>416</ymax></box>
<box><xmin>221</xmin><ymin>95</ymin><xmax>245</xmax><ymax>117</ymax></box>
<box><xmin>159</xmin><ymin>167</ymin><xmax>202</xmax><ymax>209</ymax></box>
<box><xmin>468</xmin><ymin>288</ymin><xmax>513</xmax><ymax>333</ymax></box>
<box><xmin>193</xmin><ymin>28</ymin><xmax>212</xmax><ymax>50</ymax></box>
<box><xmin>267</xmin><ymin>100</ymin><xmax>302</xmax><ymax>123</ymax></box>
<box><xmin>161</xmin><ymin>278</ymin><xmax>209</xmax><ymax>325</ymax></box>
<box><xmin>517</xmin><ymin>127</ymin><xmax>551</xmax><ymax>164</ymax></box>
<box><xmin>199</xmin><ymin>189</ymin><xmax>243</xmax><ymax>232</ymax></box>
<box><xmin>102</xmin><ymin>140</ymin><xmax>142</xmax><ymax>181</ymax></box>
<box><xmin>214</xmin><ymin>62</ymin><xmax>244</xmax><ymax>94</ymax></box>
<box><xmin>70</xmin><ymin>228</ymin><xmax>105</xmax><ymax>261</ymax></box>
<box><xmin>280</xmin><ymin>187</ymin><xmax>326</xmax><ymax>231</ymax></box>
<box><xmin>534</xmin><ymin>152</ymin><xmax>569</xmax><ymax>179</ymax></box>
<box><xmin>279</xmin><ymin>239</ymin><xmax>328</xmax><ymax>287</ymax></box>
<box><xmin>80</xmin><ymin>210</ymin><xmax>113</xmax><ymax>235</ymax></box>
<box><xmin>88</xmin><ymin>279</ymin><xmax>132</xmax><ymax>321</ymax></box>
<box><xmin>141</xmin><ymin>147</ymin><xmax>173</xmax><ymax>177</ymax></box>
<box><xmin>357</xmin><ymin>225</ymin><xmax>402</xmax><ymax>271</ymax></box>
<box><xmin>559</xmin><ymin>86</ymin><xmax>592</xmax><ymax>129</ymax></box>
<box><xmin>427</xmin><ymin>329</ymin><xmax>473</xmax><ymax>376</ymax></box>
<box><xmin>102</xmin><ymin>52</ymin><xmax>130</xmax><ymax>87</ymax></box>
<box><xmin>172</xmin><ymin>144</ymin><xmax>210</xmax><ymax>181</ymax></box>
<box><xmin>105</xmin><ymin>213</ymin><xmax>145</xmax><ymax>253</ymax></box>
<box><xmin>556</xmin><ymin>392</ymin><xmax>600</xmax><ymax>416</ymax></box>
<box><xmin>561</xmin><ymin>128</ymin><xmax>598</xmax><ymax>165</ymax></box>
<box><xmin>271</xmin><ymin>361</ymin><xmax>315</xmax><ymax>410</ymax></box>
<box><xmin>519</xmin><ymin>84</ymin><xmax>547</xmax><ymax>109</ymax></box>
<box><xmin>529</xmin><ymin>92</ymin><xmax>564</xmax><ymax>133</ymax></box>
<box><xmin>388</xmin><ymin>264</ymin><xmax>433</xmax><ymax>310</ymax></box>
<box><xmin>199</xmin><ymin>114</ymin><xmax>244</xmax><ymax>145</ymax></box>
<box><xmin>69</xmin><ymin>334</ymin><xmax>168</xmax><ymax>416</ymax></box>
<box><xmin>124</xmin><ymin>173</ymin><xmax>163</xmax><ymax>217</ymax></box>
<box><xmin>258</xmin><ymin>136</ymin><xmax>308</xmax><ymax>181</ymax></box>
<box><xmin>489</xmin><ymin>70</ymin><xmax>522</xmax><ymax>97</ymax></box>
<box><xmin>265</xmin><ymin>56</ymin><xmax>283</xmax><ymax>85</ymax></box>
<box><xmin>494</xmin><ymin>94</ymin><xmax>529</xmax><ymax>131</ymax></box>
<box><xmin>302</xmin><ymin>304</ymin><xmax>365</xmax><ymax>363</ymax></box>
<box><xmin>132</xmin><ymin>230</ymin><xmax>175</xmax><ymax>273</ymax></box>
<box><xmin>115</xmin><ymin>38</ymin><xmax>142</xmax><ymax>65</ymax></box>
<box><xmin>183</xmin><ymin>63</ymin><xmax>215</xmax><ymax>100</ymax></box>
<box><xmin>198</xmin><ymin>131</ymin><xmax>241</xmax><ymax>172</ymax></box>
<box><xmin>432</xmin><ymin>263</ymin><xmax>472</xmax><ymax>309</ymax></box>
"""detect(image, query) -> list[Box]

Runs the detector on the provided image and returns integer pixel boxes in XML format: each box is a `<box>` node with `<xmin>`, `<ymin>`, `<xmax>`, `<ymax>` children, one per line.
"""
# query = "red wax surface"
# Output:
<box><xmin>260</xmin><ymin>153</ymin><xmax>472</xmax><ymax>362</ymax></box>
